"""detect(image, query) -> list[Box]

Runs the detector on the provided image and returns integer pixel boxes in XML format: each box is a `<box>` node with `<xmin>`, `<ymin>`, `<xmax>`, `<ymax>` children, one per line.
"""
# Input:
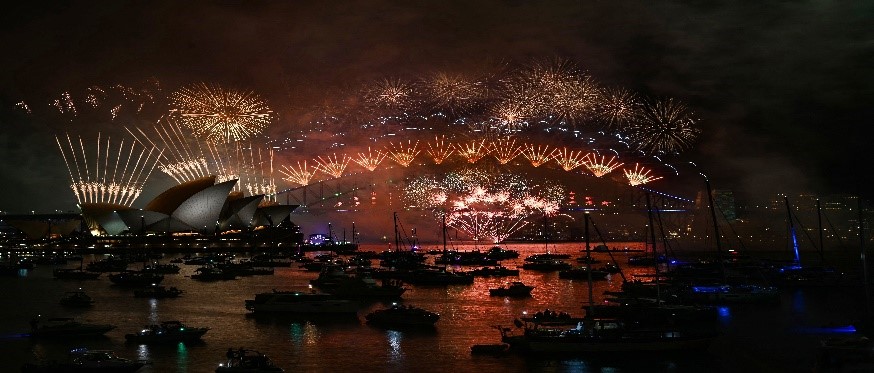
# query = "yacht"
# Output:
<box><xmin>125</xmin><ymin>321</ymin><xmax>209</xmax><ymax>343</ymax></box>
<box><xmin>22</xmin><ymin>348</ymin><xmax>145</xmax><ymax>373</ymax></box>
<box><xmin>59</xmin><ymin>290</ymin><xmax>95</xmax><ymax>307</ymax></box>
<box><xmin>245</xmin><ymin>290</ymin><xmax>358</xmax><ymax>314</ymax></box>
<box><xmin>29</xmin><ymin>317</ymin><xmax>116</xmax><ymax>338</ymax></box>
<box><xmin>216</xmin><ymin>349</ymin><xmax>284</xmax><ymax>373</ymax></box>
<box><xmin>488</xmin><ymin>282</ymin><xmax>534</xmax><ymax>297</ymax></box>
<box><xmin>133</xmin><ymin>284</ymin><xmax>183</xmax><ymax>298</ymax></box>
<box><xmin>365</xmin><ymin>303</ymin><xmax>440</xmax><ymax>327</ymax></box>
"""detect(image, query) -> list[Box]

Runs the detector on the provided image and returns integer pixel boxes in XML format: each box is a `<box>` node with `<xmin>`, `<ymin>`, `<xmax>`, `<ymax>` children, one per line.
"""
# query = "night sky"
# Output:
<box><xmin>0</xmin><ymin>1</ymin><xmax>871</xmax><ymax>213</ymax></box>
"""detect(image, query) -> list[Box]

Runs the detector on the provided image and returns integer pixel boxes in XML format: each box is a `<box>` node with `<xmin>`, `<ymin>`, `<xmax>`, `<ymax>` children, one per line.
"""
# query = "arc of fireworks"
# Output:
<box><xmin>314</xmin><ymin>154</ymin><xmax>351</xmax><ymax>179</ymax></box>
<box><xmin>583</xmin><ymin>154</ymin><xmax>623</xmax><ymax>177</ymax></box>
<box><xmin>279</xmin><ymin>161</ymin><xmax>315</xmax><ymax>186</ymax></box>
<box><xmin>624</xmin><ymin>163</ymin><xmax>663</xmax><ymax>186</ymax></box>
<box><xmin>353</xmin><ymin>147</ymin><xmax>387</xmax><ymax>171</ymax></box>
<box><xmin>386</xmin><ymin>140</ymin><xmax>420</xmax><ymax>167</ymax></box>
<box><xmin>456</xmin><ymin>139</ymin><xmax>491</xmax><ymax>163</ymax></box>
<box><xmin>426</xmin><ymin>136</ymin><xmax>454</xmax><ymax>164</ymax></box>
<box><xmin>521</xmin><ymin>144</ymin><xmax>554</xmax><ymax>167</ymax></box>
<box><xmin>553</xmin><ymin>148</ymin><xmax>587</xmax><ymax>172</ymax></box>
<box><xmin>126</xmin><ymin>120</ymin><xmax>213</xmax><ymax>184</ymax></box>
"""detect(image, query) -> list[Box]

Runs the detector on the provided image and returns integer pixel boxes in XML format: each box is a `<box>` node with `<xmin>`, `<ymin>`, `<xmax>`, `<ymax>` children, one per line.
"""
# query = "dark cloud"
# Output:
<box><xmin>0</xmin><ymin>1</ymin><xmax>871</xmax><ymax>212</ymax></box>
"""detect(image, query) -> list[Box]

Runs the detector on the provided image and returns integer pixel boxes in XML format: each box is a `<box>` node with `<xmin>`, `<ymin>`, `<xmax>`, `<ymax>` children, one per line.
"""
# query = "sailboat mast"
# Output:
<box><xmin>393</xmin><ymin>212</ymin><xmax>400</xmax><ymax>252</ymax></box>
<box><xmin>584</xmin><ymin>213</ymin><xmax>594</xmax><ymax>318</ymax></box>
<box><xmin>858</xmin><ymin>197</ymin><xmax>870</xmax><ymax>316</ymax></box>
<box><xmin>645</xmin><ymin>193</ymin><xmax>661</xmax><ymax>303</ymax></box>
<box><xmin>442</xmin><ymin>214</ymin><xmax>447</xmax><ymax>253</ymax></box>
<box><xmin>784</xmin><ymin>196</ymin><xmax>800</xmax><ymax>263</ymax></box>
<box><xmin>704</xmin><ymin>179</ymin><xmax>726</xmax><ymax>283</ymax></box>
<box><xmin>816</xmin><ymin>199</ymin><xmax>825</xmax><ymax>263</ymax></box>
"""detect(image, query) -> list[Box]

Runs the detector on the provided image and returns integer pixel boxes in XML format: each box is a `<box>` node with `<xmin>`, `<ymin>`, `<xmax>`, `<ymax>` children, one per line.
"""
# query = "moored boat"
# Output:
<box><xmin>216</xmin><ymin>349</ymin><xmax>284</xmax><ymax>373</ymax></box>
<box><xmin>59</xmin><ymin>290</ymin><xmax>95</xmax><ymax>307</ymax></box>
<box><xmin>489</xmin><ymin>281</ymin><xmax>534</xmax><ymax>297</ymax></box>
<box><xmin>29</xmin><ymin>317</ymin><xmax>116</xmax><ymax>338</ymax></box>
<box><xmin>22</xmin><ymin>348</ymin><xmax>146</xmax><ymax>373</ymax></box>
<box><xmin>365</xmin><ymin>303</ymin><xmax>440</xmax><ymax>327</ymax></box>
<box><xmin>125</xmin><ymin>320</ymin><xmax>209</xmax><ymax>343</ymax></box>
<box><xmin>133</xmin><ymin>284</ymin><xmax>183</xmax><ymax>298</ymax></box>
<box><xmin>244</xmin><ymin>290</ymin><xmax>358</xmax><ymax>314</ymax></box>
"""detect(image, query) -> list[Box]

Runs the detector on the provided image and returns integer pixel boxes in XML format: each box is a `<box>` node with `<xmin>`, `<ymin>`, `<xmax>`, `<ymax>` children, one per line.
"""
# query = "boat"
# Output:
<box><xmin>22</xmin><ymin>348</ymin><xmax>146</xmax><ymax>373</ymax></box>
<box><xmin>520</xmin><ymin>259</ymin><xmax>571</xmax><ymax>271</ymax></box>
<box><xmin>216</xmin><ymin>349</ymin><xmax>284</xmax><ymax>373</ymax></box>
<box><xmin>59</xmin><ymin>290</ymin><xmax>94</xmax><ymax>307</ymax></box>
<box><xmin>320</xmin><ymin>274</ymin><xmax>406</xmax><ymax>300</ymax></box>
<box><xmin>108</xmin><ymin>271</ymin><xmax>164</xmax><ymax>287</ymax></box>
<box><xmin>404</xmin><ymin>268</ymin><xmax>474</xmax><ymax>285</ymax></box>
<box><xmin>133</xmin><ymin>284</ymin><xmax>183</xmax><ymax>298</ymax></box>
<box><xmin>814</xmin><ymin>336</ymin><xmax>874</xmax><ymax>372</ymax></box>
<box><xmin>489</xmin><ymin>281</ymin><xmax>534</xmax><ymax>297</ymax></box>
<box><xmin>244</xmin><ymin>290</ymin><xmax>358</xmax><ymax>314</ymax></box>
<box><xmin>124</xmin><ymin>320</ymin><xmax>209</xmax><ymax>343</ymax></box>
<box><xmin>191</xmin><ymin>265</ymin><xmax>237</xmax><ymax>281</ymax></box>
<box><xmin>53</xmin><ymin>268</ymin><xmax>101</xmax><ymax>280</ymax></box>
<box><xmin>365</xmin><ymin>303</ymin><xmax>440</xmax><ymax>327</ymax></box>
<box><xmin>684</xmin><ymin>283</ymin><xmax>780</xmax><ymax>304</ymax></box>
<box><xmin>470</xmin><ymin>266</ymin><xmax>519</xmax><ymax>277</ymax></box>
<box><xmin>141</xmin><ymin>263</ymin><xmax>181</xmax><ymax>274</ymax></box>
<box><xmin>29</xmin><ymin>317</ymin><xmax>116</xmax><ymax>338</ymax></box>
<box><xmin>485</xmin><ymin>246</ymin><xmax>520</xmax><ymax>260</ymax></box>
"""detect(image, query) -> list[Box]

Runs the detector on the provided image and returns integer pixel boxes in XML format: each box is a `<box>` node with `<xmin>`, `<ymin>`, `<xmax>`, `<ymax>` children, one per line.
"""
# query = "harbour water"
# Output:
<box><xmin>0</xmin><ymin>242</ymin><xmax>868</xmax><ymax>372</ymax></box>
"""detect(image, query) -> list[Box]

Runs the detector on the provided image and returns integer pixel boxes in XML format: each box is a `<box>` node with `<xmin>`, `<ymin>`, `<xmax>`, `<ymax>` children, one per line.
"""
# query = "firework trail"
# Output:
<box><xmin>386</xmin><ymin>140</ymin><xmax>421</xmax><ymax>167</ymax></box>
<box><xmin>353</xmin><ymin>147</ymin><xmax>386</xmax><ymax>171</ymax></box>
<box><xmin>582</xmin><ymin>154</ymin><xmax>624</xmax><ymax>177</ymax></box>
<box><xmin>426</xmin><ymin>136</ymin><xmax>455</xmax><ymax>165</ymax></box>
<box><xmin>624</xmin><ymin>163</ymin><xmax>663</xmax><ymax>186</ymax></box>
<box><xmin>279</xmin><ymin>161</ymin><xmax>315</xmax><ymax>186</ymax></box>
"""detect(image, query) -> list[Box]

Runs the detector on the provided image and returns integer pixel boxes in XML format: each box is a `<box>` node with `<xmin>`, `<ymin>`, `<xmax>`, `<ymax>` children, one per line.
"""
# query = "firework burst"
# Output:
<box><xmin>456</xmin><ymin>139</ymin><xmax>491</xmax><ymax>163</ymax></box>
<box><xmin>170</xmin><ymin>83</ymin><xmax>274</xmax><ymax>144</ymax></box>
<box><xmin>624</xmin><ymin>163</ymin><xmax>663</xmax><ymax>186</ymax></box>
<box><xmin>353</xmin><ymin>147</ymin><xmax>386</xmax><ymax>171</ymax></box>
<box><xmin>279</xmin><ymin>161</ymin><xmax>316</xmax><ymax>186</ymax></box>
<box><xmin>628</xmin><ymin>97</ymin><xmax>700</xmax><ymax>154</ymax></box>
<box><xmin>422</xmin><ymin>72</ymin><xmax>485</xmax><ymax>115</ymax></box>
<box><xmin>314</xmin><ymin>154</ymin><xmax>351</xmax><ymax>179</ymax></box>
<box><xmin>583</xmin><ymin>154</ymin><xmax>623</xmax><ymax>177</ymax></box>
<box><xmin>386</xmin><ymin>140</ymin><xmax>421</xmax><ymax>167</ymax></box>
<box><xmin>426</xmin><ymin>136</ymin><xmax>455</xmax><ymax>164</ymax></box>
<box><xmin>522</xmin><ymin>144</ymin><xmax>555</xmax><ymax>167</ymax></box>
<box><xmin>598</xmin><ymin>87</ymin><xmax>639</xmax><ymax>131</ymax></box>
<box><xmin>553</xmin><ymin>148</ymin><xmax>588</xmax><ymax>171</ymax></box>
<box><xmin>363</xmin><ymin>77</ymin><xmax>418</xmax><ymax>112</ymax></box>
<box><xmin>491</xmin><ymin>137</ymin><xmax>522</xmax><ymax>164</ymax></box>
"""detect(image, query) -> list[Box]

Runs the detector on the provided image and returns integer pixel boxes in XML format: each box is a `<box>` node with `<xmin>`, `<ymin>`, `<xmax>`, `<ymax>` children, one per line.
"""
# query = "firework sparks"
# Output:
<box><xmin>583</xmin><ymin>154</ymin><xmax>623</xmax><ymax>177</ymax></box>
<box><xmin>426</xmin><ymin>136</ymin><xmax>454</xmax><ymax>164</ymax></box>
<box><xmin>522</xmin><ymin>144</ymin><xmax>555</xmax><ymax>167</ymax></box>
<box><xmin>628</xmin><ymin>97</ymin><xmax>700</xmax><ymax>154</ymax></box>
<box><xmin>491</xmin><ymin>137</ymin><xmax>522</xmax><ymax>164</ymax></box>
<box><xmin>55</xmin><ymin>132</ymin><xmax>161</xmax><ymax>206</ymax></box>
<box><xmin>422</xmin><ymin>72</ymin><xmax>484</xmax><ymax>115</ymax></box>
<box><xmin>624</xmin><ymin>163</ymin><xmax>663</xmax><ymax>186</ymax></box>
<box><xmin>456</xmin><ymin>139</ymin><xmax>491</xmax><ymax>163</ymax></box>
<box><xmin>126</xmin><ymin>120</ymin><xmax>213</xmax><ymax>184</ymax></box>
<box><xmin>553</xmin><ymin>148</ymin><xmax>587</xmax><ymax>171</ymax></box>
<box><xmin>279</xmin><ymin>161</ymin><xmax>315</xmax><ymax>186</ymax></box>
<box><xmin>364</xmin><ymin>77</ymin><xmax>418</xmax><ymax>112</ymax></box>
<box><xmin>170</xmin><ymin>83</ymin><xmax>274</xmax><ymax>144</ymax></box>
<box><xmin>386</xmin><ymin>140</ymin><xmax>421</xmax><ymax>167</ymax></box>
<box><xmin>314</xmin><ymin>154</ymin><xmax>351</xmax><ymax>179</ymax></box>
<box><xmin>353</xmin><ymin>147</ymin><xmax>386</xmax><ymax>171</ymax></box>
<box><xmin>598</xmin><ymin>87</ymin><xmax>639</xmax><ymax>131</ymax></box>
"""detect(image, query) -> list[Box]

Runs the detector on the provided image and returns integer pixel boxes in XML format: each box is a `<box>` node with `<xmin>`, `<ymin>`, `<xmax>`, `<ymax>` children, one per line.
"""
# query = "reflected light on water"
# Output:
<box><xmin>176</xmin><ymin>342</ymin><xmax>188</xmax><ymax>372</ymax></box>
<box><xmin>387</xmin><ymin>330</ymin><xmax>404</xmax><ymax>362</ymax></box>
<box><xmin>148</xmin><ymin>298</ymin><xmax>158</xmax><ymax>324</ymax></box>
<box><xmin>137</xmin><ymin>344</ymin><xmax>149</xmax><ymax>362</ymax></box>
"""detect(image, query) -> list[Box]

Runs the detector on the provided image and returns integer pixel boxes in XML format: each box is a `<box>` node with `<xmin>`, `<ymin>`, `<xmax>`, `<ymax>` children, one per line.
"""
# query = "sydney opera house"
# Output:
<box><xmin>0</xmin><ymin>176</ymin><xmax>301</xmax><ymax>246</ymax></box>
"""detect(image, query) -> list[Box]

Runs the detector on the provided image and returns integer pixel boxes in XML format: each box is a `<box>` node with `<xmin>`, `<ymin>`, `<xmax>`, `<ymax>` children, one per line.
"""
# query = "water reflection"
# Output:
<box><xmin>386</xmin><ymin>330</ymin><xmax>404</xmax><ymax>362</ymax></box>
<box><xmin>176</xmin><ymin>342</ymin><xmax>188</xmax><ymax>372</ymax></box>
<box><xmin>148</xmin><ymin>298</ymin><xmax>158</xmax><ymax>324</ymax></box>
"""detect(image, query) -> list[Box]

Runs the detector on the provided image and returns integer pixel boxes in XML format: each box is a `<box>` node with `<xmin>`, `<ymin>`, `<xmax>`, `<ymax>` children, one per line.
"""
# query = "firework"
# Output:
<box><xmin>55</xmin><ymin>133</ymin><xmax>161</xmax><ymax>206</ymax></box>
<box><xmin>386</xmin><ymin>140</ymin><xmax>421</xmax><ymax>167</ymax></box>
<box><xmin>53</xmin><ymin>92</ymin><xmax>77</xmax><ymax>116</ymax></box>
<box><xmin>516</xmin><ymin>57</ymin><xmax>601</xmax><ymax>124</ymax></box>
<box><xmin>126</xmin><ymin>120</ymin><xmax>212</xmax><ymax>184</ymax></box>
<box><xmin>582</xmin><ymin>154</ymin><xmax>623</xmax><ymax>177</ymax></box>
<box><xmin>522</xmin><ymin>144</ymin><xmax>555</xmax><ymax>167</ymax></box>
<box><xmin>598</xmin><ymin>87</ymin><xmax>639</xmax><ymax>131</ymax></box>
<box><xmin>426</xmin><ymin>136</ymin><xmax>454</xmax><ymax>164</ymax></box>
<box><xmin>553</xmin><ymin>148</ymin><xmax>587</xmax><ymax>171</ymax></box>
<box><xmin>624</xmin><ymin>163</ymin><xmax>663</xmax><ymax>186</ymax></box>
<box><xmin>491</xmin><ymin>137</ymin><xmax>522</xmax><ymax>164</ymax></box>
<box><xmin>422</xmin><ymin>72</ymin><xmax>484</xmax><ymax>115</ymax></box>
<box><xmin>628</xmin><ymin>97</ymin><xmax>700</xmax><ymax>154</ymax></box>
<box><xmin>404</xmin><ymin>170</ymin><xmax>563</xmax><ymax>243</ymax></box>
<box><xmin>353</xmin><ymin>147</ymin><xmax>386</xmax><ymax>171</ymax></box>
<box><xmin>363</xmin><ymin>77</ymin><xmax>418</xmax><ymax>112</ymax></box>
<box><xmin>456</xmin><ymin>139</ymin><xmax>491</xmax><ymax>163</ymax></box>
<box><xmin>169</xmin><ymin>83</ymin><xmax>274</xmax><ymax>144</ymax></box>
<box><xmin>313</xmin><ymin>154</ymin><xmax>351</xmax><ymax>179</ymax></box>
<box><xmin>238</xmin><ymin>145</ymin><xmax>277</xmax><ymax>200</ymax></box>
<box><xmin>279</xmin><ymin>161</ymin><xmax>315</xmax><ymax>186</ymax></box>
<box><xmin>490</xmin><ymin>99</ymin><xmax>530</xmax><ymax>133</ymax></box>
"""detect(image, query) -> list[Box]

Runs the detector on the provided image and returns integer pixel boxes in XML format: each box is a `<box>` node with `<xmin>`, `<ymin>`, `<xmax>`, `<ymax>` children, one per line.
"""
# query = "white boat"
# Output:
<box><xmin>244</xmin><ymin>290</ymin><xmax>357</xmax><ymax>314</ymax></box>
